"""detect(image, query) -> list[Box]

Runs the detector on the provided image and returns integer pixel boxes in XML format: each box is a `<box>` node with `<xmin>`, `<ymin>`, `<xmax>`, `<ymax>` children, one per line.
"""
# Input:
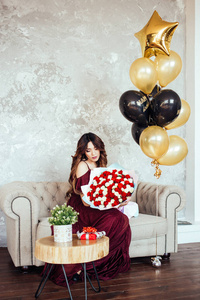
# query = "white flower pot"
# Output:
<box><xmin>53</xmin><ymin>224</ymin><xmax>72</xmax><ymax>243</ymax></box>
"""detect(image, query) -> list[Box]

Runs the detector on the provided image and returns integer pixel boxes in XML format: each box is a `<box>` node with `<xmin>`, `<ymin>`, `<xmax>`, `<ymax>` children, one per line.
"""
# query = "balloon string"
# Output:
<box><xmin>156</xmin><ymin>185</ymin><xmax>159</xmax><ymax>256</ymax></box>
<box><xmin>151</xmin><ymin>159</ymin><xmax>162</xmax><ymax>179</ymax></box>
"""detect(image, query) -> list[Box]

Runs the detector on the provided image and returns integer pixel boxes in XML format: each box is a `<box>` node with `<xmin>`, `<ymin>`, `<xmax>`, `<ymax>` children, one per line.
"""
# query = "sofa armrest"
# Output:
<box><xmin>0</xmin><ymin>182</ymin><xmax>41</xmax><ymax>267</ymax></box>
<box><xmin>0</xmin><ymin>181</ymin><xmax>41</xmax><ymax>221</ymax></box>
<box><xmin>135</xmin><ymin>181</ymin><xmax>186</xmax><ymax>253</ymax></box>
<box><xmin>135</xmin><ymin>181</ymin><xmax>186</xmax><ymax>217</ymax></box>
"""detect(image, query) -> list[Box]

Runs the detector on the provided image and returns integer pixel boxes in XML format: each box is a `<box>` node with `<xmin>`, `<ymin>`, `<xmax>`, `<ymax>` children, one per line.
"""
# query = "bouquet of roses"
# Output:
<box><xmin>81</xmin><ymin>163</ymin><xmax>138</xmax><ymax>211</ymax></box>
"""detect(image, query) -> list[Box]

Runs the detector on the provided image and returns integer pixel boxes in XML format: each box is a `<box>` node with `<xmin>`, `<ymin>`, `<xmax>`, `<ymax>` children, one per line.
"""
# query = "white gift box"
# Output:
<box><xmin>118</xmin><ymin>201</ymin><xmax>139</xmax><ymax>218</ymax></box>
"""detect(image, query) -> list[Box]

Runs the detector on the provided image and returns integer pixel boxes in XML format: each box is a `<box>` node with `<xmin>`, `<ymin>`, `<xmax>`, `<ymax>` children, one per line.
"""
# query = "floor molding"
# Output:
<box><xmin>178</xmin><ymin>223</ymin><xmax>200</xmax><ymax>244</ymax></box>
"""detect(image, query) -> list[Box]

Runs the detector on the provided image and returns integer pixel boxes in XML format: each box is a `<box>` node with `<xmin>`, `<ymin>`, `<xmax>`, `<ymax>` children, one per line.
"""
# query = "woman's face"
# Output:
<box><xmin>85</xmin><ymin>141</ymin><xmax>100</xmax><ymax>163</ymax></box>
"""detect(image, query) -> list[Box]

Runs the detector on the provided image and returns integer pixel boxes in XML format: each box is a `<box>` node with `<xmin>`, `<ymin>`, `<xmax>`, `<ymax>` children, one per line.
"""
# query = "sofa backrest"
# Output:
<box><xmin>30</xmin><ymin>181</ymin><xmax>70</xmax><ymax>218</ymax></box>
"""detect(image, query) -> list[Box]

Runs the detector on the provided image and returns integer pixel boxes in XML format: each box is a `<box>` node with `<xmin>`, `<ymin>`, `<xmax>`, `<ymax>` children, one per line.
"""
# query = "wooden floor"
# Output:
<box><xmin>1</xmin><ymin>243</ymin><xmax>200</xmax><ymax>300</ymax></box>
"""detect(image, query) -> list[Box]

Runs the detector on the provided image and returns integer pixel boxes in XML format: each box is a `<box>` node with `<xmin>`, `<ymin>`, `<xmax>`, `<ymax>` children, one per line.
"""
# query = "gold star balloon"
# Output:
<box><xmin>135</xmin><ymin>11</ymin><xmax>179</xmax><ymax>58</ymax></box>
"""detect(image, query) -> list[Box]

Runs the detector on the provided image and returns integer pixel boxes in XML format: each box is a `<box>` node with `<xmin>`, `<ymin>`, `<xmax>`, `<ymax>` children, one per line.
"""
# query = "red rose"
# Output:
<box><xmin>118</xmin><ymin>183</ymin><xmax>123</xmax><ymax>189</ymax></box>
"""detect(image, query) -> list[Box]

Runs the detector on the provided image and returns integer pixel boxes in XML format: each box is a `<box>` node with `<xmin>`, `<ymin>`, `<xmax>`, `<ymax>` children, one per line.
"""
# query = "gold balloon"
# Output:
<box><xmin>165</xmin><ymin>99</ymin><xmax>191</xmax><ymax>130</ymax></box>
<box><xmin>155</xmin><ymin>50</ymin><xmax>182</xmax><ymax>87</ymax></box>
<box><xmin>139</xmin><ymin>126</ymin><xmax>169</xmax><ymax>159</ymax></box>
<box><xmin>158</xmin><ymin>135</ymin><xmax>188</xmax><ymax>165</ymax></box>
<box><xmin>129</xmin><ymin>57</ymin><xmax>158</xmax><ymax>94</ymax></box>
<box><xmin>135</xmin><ymin>11</ymin><xmax>179</xmax><ymax>58</ymax></box>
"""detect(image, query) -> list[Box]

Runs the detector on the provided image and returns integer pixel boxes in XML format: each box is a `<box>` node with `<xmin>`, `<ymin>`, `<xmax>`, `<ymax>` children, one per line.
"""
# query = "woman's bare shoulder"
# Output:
<box><xmin>76</xmin><ymin>161</ymin><xmax>89</xmax><ymax>178</ymax></box>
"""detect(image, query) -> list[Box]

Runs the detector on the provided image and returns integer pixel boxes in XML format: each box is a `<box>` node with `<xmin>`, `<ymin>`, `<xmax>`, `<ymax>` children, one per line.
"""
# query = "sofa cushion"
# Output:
<box><xmin>37</xmin><ymin>214</ymin><xmax>167</xmax><ymax>243</ymax></box>
<box><xmin>129</xmin><ymin>213</ymin><xmax>167</xmax><ymax>241</ymax></box>
<box><xmin>36</xmin><ymin>217</ymin><xmax>51</xmax><ymax>240</ymax></box>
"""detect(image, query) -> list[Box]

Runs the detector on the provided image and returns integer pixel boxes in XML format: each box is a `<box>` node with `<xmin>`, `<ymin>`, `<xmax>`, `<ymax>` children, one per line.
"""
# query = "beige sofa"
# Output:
<box><xmin>0</xmin><ymin>181</ymin><xmax>185</xmax><ymax>268</ymax></box>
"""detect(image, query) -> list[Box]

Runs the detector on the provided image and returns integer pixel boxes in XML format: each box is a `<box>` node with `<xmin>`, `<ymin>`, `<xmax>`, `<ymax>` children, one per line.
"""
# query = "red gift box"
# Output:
<box><xmin>80</xmin><ymin>233</ymin><xmax>97</xmax><ymax>240</ymax></box>
<box><xmin>77</xmin><ymin>227</ymin><xmax>106</xmax><ymax>240</ymax></box>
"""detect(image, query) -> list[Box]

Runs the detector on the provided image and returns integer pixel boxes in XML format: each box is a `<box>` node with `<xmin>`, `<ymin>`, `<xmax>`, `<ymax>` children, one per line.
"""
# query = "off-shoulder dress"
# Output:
<box><xmin>46</xmin><ymin>167</ymin><xmax>131</xmax><ymax>286</ymax></box>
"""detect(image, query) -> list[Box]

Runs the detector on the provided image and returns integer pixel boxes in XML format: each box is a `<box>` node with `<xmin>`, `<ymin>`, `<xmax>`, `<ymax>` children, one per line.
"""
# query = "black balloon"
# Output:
<box><xmin>141</xmin><ymin>84</ymin><xmax>161</xmax><ymax>100</ymax></box>
<box><xmin>148</xmin><ymin>84</ymin><xmax>161</xmax><ymax>100</ymax></box>
<box><xmin>131</xmin><ymin>123</ymin><xmax>148</xmax><ymax>145</ymax></box>
<box><xmin>150</xmin><ymin>89</ymin><xmax>181</xmax><ymax>127</ymax></box>
<box><xmin>119</xmin><ymin>90</ymin><xmax>150</xmax><ymax>126</ymax></box>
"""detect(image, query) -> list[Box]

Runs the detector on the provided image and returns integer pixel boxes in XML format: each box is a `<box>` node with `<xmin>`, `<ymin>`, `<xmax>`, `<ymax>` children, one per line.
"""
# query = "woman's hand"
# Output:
<box><xmin>117</xmin><ymin>197</ymin><xmax>131</xmax><ymax>208</ymax></box>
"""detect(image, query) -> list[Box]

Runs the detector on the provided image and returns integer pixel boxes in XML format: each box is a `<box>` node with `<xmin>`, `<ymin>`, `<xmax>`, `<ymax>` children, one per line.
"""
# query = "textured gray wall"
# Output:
<box><xmin>0</xmin><ymin>0</ymin><xmax>186</xmax><ymax>246</ymax></box>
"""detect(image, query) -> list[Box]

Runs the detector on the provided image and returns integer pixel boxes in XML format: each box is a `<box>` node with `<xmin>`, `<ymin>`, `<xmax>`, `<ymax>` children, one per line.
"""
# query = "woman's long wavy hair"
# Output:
<box><xmin>66</xmin><ymin>132</ymin><xmax>107</xmax><ymax>198</ymax></box>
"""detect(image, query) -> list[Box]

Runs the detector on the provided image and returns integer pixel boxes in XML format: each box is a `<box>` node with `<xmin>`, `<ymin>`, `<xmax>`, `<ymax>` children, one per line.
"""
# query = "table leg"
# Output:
<box><xmin>61</xmin><ymin>264</ymin><xmax>73</xmax><ymax>300</ymax></box>
<box><xmin>82</xmin><ymin>262</ymin><xmax>101</xmax><ymax>293</ymax></box>
<box><xmin>83</xmin><ymin>263</ymin><xmax>87</xmax><ymax>300</ymax></box>
<box><xmin>35</xmin><ymin>263</ymin><xmax>53</xmax><ymax>298</ymax></box>
<box><xmin>35</xmin><ymin>262</ymin><xmax>100</xmax><ymax>300</ymax></box>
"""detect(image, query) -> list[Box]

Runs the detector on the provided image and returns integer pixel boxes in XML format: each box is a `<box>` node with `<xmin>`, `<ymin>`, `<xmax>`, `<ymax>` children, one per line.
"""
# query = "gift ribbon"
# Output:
<box><xmin>83</xmin><ymin>226</ymin><xmax>97</xmax><ymax>233</ymax></box>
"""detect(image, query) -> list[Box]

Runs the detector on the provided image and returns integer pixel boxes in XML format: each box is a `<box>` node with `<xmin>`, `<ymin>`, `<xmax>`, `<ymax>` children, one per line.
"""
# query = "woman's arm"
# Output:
<box><xmin>76</xmin><ymin>161</ymin><xmax>90</xmax><ymax>206</ymax></box>
<box><xmin>76</xmin><ymin>161</ymin><xmax>89</xmax><ymax>178</ymax></box>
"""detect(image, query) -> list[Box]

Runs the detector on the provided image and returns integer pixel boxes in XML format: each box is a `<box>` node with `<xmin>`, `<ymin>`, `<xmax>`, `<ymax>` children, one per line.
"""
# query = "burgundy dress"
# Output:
<box><xmin>46</xmin><ymin>169</ymin><xmax>131</xmax><ymax>286</ymax></box>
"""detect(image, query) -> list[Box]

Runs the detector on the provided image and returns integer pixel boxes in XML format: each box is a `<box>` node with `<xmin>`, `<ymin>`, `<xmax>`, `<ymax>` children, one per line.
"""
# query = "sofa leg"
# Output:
<box><xmin>21</xmin><ymin>266</ymin><xmax>29</xmax><ymax>273</ymax></box>
<box><xmin>162</xmin><ymin>253</ymin><xmax>171</xmax><ymax>260</ymax></box>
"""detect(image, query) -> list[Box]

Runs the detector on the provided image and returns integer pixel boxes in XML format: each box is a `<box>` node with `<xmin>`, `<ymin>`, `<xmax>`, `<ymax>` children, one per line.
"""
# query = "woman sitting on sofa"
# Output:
<box><xmin>46</xmin><ymin>132</ymin><xmax>131</xmax><ymax>286</ymax></box>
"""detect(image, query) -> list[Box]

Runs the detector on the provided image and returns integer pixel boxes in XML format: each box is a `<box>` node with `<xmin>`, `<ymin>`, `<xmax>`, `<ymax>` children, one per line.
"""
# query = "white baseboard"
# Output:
<box><xmin>178</xmin><ymin>223</ymin><xmax>200</xmax><ymax>244</ymax></box>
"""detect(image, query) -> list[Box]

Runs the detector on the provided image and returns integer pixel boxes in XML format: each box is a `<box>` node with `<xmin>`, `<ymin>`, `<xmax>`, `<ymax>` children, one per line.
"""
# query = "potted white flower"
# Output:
<box><xmin>48</xmin><ymin>203</ymin><xmax>79</xmax><ymax>242</ymax></box>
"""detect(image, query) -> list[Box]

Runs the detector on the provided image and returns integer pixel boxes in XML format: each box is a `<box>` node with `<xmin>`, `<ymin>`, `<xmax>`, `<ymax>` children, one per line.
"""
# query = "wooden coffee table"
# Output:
<box><xmin>34</xmin><ymin>235</ymin><xmax>109</xmax><ymax>300</ymax></box>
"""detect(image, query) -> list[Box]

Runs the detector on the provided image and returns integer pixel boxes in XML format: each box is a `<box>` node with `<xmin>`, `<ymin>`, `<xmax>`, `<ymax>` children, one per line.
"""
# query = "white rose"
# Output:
<box><xmin>107</xmin><ymin>203</ymin><xmax>112</xmax><ymax>208</ymax></box>
<box><xmin>111</xmin><ymin>199</ymin><xmax>115</xmax><ymax>203</ymax></box>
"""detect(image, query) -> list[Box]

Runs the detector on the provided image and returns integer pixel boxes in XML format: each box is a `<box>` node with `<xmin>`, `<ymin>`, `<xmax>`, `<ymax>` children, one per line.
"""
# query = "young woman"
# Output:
<box><xmin>48</xmin><ymin>132</ymin><xmax>131</xmax><ymax>286</ymax></box>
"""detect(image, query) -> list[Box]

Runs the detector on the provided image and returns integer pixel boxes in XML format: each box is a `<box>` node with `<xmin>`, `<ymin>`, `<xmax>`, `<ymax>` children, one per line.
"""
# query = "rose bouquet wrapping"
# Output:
<box><xmin>81</xmin><ymin>163</ymin><xmax>139</xmax><ymax>217</ymax></box>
